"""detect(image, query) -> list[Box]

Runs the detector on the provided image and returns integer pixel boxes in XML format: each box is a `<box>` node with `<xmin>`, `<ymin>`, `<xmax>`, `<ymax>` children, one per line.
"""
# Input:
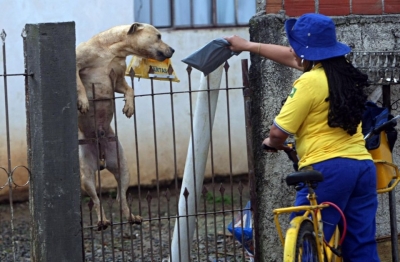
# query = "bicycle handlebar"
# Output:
<box><xmin>364</xmin><ymin>115</ymin><xmax>400</xmax><ymax>140</ymax></box>
<box><xmin>262</xmin><ymin>143</ymin><xmax>299</xmax><ymax>171</ymax></box>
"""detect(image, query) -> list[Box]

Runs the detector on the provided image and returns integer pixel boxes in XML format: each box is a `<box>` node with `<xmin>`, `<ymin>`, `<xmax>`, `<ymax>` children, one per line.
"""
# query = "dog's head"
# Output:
<box><xmin>126</xmin><ymin>23</ymin><xmax>174</xmax><ymax>61</ymax></box>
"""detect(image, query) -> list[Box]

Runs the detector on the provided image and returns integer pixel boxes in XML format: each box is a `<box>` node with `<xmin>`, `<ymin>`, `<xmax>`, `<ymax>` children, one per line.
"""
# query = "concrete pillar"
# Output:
<box><xmin>25</xmin><ymin>22</ymin><xmax>83</xmax><ymax>262</ymax></box>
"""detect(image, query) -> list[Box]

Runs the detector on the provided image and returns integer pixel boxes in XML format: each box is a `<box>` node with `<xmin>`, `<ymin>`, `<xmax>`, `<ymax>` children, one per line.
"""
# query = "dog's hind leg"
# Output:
<box><xmin>80</xmin><ymin>144</ymin><xmax>111</xmax><ymax>230</ymax></box>
<box><xmin>106</xmin><ymin>140</ymin><xmax>142</xmax><ymax>224</ymax></box>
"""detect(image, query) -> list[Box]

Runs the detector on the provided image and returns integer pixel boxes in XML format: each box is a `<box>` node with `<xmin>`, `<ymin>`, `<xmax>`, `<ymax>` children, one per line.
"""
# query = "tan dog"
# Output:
<box><xmin>76</xmin><ymin>23</ymin><xmax>174</xmax><ymax>230</ymax></box>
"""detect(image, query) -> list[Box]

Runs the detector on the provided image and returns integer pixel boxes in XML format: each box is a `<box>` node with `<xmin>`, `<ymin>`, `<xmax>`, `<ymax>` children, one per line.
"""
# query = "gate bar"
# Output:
<box><xmin>382</xmin><ymin>84</ymin><xmax>399</xmax><ymax>262</ymax></box>
<box><xmin>170</xmin><ymin>65</ymin><xmax>224</xmax><ymax>262</ymax></box>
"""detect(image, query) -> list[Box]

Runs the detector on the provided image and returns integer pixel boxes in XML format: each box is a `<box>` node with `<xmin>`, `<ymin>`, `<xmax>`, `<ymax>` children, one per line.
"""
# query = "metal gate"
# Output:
<box><xmin>80</xmin><ymin>61</ymin><xmax>254</xmax><ymax>262</ymax></box>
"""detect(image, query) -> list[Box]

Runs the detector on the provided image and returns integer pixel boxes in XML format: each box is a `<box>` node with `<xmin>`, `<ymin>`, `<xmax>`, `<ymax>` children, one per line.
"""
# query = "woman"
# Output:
<box><xmin>225</xmin><ymin>13</ymin><xmax>379</xmax><ymax>261</ymax></box>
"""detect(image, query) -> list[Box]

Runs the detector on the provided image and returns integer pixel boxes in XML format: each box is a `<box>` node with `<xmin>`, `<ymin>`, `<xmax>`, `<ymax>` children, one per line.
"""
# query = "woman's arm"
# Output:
<box><xmin>262</xmin><ymin>124</ymin><xmax>290</xmax><ymax>150</ymax></box>
<box><xmin>224</xmin><ymin>35</ymin><xmax>302</xmax><ymax>70</ymax></box>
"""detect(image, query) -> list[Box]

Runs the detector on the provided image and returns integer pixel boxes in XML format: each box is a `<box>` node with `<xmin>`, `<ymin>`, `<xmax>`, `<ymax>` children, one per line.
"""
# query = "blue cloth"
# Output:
<box><xmin>291</xmin><ymin>157</ymin><xmax>379</xmax><ymax>262</ymax></box>
<box><xmin>362</xmin><ymin>101</ymin><xmax>390</xmax><ymax>150</ymax></box>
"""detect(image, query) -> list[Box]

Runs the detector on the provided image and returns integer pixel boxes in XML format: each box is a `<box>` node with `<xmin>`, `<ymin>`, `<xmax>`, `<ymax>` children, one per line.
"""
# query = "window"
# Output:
<box><xmin>134</xmin><ymin>0</ymin><xmax>256</xmax><ymax>28</ymax></box>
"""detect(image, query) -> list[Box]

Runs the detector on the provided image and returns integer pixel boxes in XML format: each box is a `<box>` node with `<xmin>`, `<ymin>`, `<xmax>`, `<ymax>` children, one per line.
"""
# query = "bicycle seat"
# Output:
<box><xmin>286</xmin><ymin>169</ymin><xmax>324</xmax><ymax>186</ymax></box>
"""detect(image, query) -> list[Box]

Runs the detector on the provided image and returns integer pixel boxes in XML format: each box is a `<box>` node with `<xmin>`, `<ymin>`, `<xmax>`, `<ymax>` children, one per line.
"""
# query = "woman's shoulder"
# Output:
<box><xmin>295</xmin><ymin>67</ymin><xmax>327</xmax><ymax>89</ymax></box>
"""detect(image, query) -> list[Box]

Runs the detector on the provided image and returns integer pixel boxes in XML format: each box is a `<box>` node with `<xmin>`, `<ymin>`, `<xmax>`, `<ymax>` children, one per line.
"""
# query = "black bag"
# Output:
<box><xmin>181</xmin><ymin>38</ymin><xmax>241</xmax><ymax>76</ymax></box>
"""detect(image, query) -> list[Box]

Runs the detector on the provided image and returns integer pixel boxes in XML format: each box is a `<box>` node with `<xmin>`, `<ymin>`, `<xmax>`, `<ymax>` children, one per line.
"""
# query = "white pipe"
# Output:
<box><xmin>169</xmin><ymin>65</ymin><xmax>224</xmax><ymax>262</ymax></box>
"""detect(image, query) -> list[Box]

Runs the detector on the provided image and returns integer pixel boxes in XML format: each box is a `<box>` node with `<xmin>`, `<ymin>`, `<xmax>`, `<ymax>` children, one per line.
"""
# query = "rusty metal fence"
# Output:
<box><xmin>0</xmin><ymin>29</ymin><xmax>31</xmax><ymax>262</ymax></box>
<box><xmin>80</xmin><ymin>62</ymin><xmax>254</xmax><ymax>262</ymax></box>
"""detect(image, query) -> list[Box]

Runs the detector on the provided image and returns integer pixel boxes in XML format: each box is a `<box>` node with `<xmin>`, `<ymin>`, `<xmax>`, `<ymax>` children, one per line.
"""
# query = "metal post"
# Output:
<box><xmin>25</xmin><ymin>22</ymin><xmax>83</xmax><ymax>262</ymax></box>
<box><xmin>242</xmin><ymin>58</ymin><xmax>259</xmax><ymax>262</ymax></box>
<box><xmin>382</xmin><ymin>84</ymin><xmax>399</xmax><ymax>262</ymax></box>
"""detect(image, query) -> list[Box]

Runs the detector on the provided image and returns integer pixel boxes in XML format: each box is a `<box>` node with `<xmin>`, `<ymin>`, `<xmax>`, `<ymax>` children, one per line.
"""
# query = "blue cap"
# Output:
<box><xmin>285</xmin><ymin>13</ymin><xmax>351</xmax><ymax>61</ymax></box>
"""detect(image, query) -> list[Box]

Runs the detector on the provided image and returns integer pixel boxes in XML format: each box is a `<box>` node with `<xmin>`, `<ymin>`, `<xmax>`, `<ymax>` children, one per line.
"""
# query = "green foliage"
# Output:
<box><xmin>206</xmin><ymin>192</ymin><xmax>231</xmax><ymax>205</ymax></box>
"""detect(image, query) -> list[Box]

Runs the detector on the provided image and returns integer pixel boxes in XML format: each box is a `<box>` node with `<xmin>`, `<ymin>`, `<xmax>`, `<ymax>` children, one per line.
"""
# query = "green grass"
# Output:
<box><xmin>205</xmin><ymin>192</ymin><xmax>232</xmax><ymax>205</ymax></box>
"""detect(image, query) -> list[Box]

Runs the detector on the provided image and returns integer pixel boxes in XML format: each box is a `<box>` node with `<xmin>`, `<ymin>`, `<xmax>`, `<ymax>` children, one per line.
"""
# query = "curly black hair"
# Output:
<box><xmin>318</xmin><ymin>56</ymin><xmax>369</xmax><ymax>135</ymax></box>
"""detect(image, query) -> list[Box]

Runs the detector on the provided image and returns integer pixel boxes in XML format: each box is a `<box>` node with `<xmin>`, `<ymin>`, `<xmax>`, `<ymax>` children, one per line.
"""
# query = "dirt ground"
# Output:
<box><xmin>1</xmin><ymin>179</ymin><xmax>253</xmax><ymax>261</ymax></box>
<box><xmin>377</xmin><ymin>238</ymin><xmax>400</xmax><ymax>262</ymax></box>
<box><xmin>79</xmin><ymin>178</ymin><xmax>253</xmax><ymax>261</ymax></box>
<box><xmin>1</xmin><ymin>179</ymin><xmax>399</xmax><ymax>261</ymax></box>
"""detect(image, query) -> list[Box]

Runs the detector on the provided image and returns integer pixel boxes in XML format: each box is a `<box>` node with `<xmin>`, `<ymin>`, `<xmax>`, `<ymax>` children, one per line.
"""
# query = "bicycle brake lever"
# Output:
<box><xmin>364</xmin><ymin>115</ymin><xmax>400</xmax><ymax>140</ymax></box>
<box><xmin>283</xmin><ymin>148</ymin><xmax>299</xmax><ymax>171</ymax></box>
<box><xmin>283</xmin><ymin>148</ymin><xmax>297</xmax><ymax>162</ymax></box>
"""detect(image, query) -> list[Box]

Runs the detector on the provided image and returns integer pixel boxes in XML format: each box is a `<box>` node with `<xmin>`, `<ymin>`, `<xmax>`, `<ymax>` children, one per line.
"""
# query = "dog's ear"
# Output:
<box><xmin>127</xmin><ymin>23</ymin><xmax>143</xmax><ymax>35</ymax></box>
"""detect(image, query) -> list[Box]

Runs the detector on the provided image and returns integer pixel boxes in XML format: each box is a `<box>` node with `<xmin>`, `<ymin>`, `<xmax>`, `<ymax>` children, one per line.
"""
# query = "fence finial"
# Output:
<box><xmin>0</xmin><ymin>29</ymin><xmax>6</xmax><ymax>43</ymax></box>
<box><xmin>21</xmin><ymin>28</ymin><xmax>26</xmax><ymax>38</ymax></box>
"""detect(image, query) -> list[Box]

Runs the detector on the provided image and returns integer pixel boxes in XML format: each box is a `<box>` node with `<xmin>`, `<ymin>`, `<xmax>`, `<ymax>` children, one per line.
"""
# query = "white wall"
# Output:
<box><xmin>0</xmin><ymin>0</ymin><xmax>250</xmax><ymax>199</ymax></box>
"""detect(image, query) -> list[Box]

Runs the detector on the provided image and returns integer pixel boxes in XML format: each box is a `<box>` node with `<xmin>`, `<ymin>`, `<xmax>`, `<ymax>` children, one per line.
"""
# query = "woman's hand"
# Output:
<box><xmin>263</xmin><ymin>137</ymin><xmax>292</xmax><ymax>152</ymax></box>
<box><xmin>262</xmin><ymin>138</ymin><xmax>278</xmax><ymax>152</ymax></box>
<box><xmin>224</xmin><ymin>35</ymin><xmax>252</xmax><ymax>53</ymax></box>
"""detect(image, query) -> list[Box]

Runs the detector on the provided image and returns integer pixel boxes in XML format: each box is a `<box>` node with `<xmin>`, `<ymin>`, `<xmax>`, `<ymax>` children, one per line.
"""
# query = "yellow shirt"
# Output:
<box><xmin>274</xmin><ymin>64</ymin><xmax>371</xmax><ymax>169</ymax></box>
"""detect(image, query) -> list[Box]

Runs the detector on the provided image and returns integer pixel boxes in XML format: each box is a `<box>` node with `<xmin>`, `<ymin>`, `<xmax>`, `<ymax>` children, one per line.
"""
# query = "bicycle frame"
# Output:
<box><xmin>273</xmin><ymin>187</ymin><xmax>342</xmax><ymax>262</ymax></box>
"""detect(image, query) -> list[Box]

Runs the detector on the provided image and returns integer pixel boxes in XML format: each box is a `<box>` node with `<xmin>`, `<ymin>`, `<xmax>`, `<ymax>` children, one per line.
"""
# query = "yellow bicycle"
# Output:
<box><xmin>273</xmin><ymin>168</ymin><xmax>345</xmax><ymax>262</ymax></box>
<box><xmin>265</xmin><ymin>114</ymin><xmax>400</xmax><ymax>262</ymax></box>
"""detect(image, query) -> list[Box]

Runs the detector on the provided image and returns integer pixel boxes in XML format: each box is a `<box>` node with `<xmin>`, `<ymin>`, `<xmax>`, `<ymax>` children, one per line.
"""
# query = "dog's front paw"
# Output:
<box><xmin>122</xmin><ymin>100</ymin><xmax>134</xmax><ymax>118</ymax></box>
<box><xmin>129</xmin><ymin>214</ymin><xmax>143</xmax><ymax>225</ymax></box>
<box><xmin>77</xmin><ymin>97</ymin><xmax>90</xmax><ymax>114</ymax></box>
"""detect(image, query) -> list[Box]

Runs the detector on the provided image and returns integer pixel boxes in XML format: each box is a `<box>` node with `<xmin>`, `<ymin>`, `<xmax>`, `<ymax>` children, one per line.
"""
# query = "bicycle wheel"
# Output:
<box><xmin>294</xmin><ymin>221</ymin><xmax>319</xmax><ymax>262</ymax></box>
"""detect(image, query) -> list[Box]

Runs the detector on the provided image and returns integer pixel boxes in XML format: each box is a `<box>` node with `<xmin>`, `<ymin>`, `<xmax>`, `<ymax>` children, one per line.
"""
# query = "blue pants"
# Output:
<box><xmin>292</xmin><ymin>158</ymin><xmax>380</xmax><ymax>262</ymax></box>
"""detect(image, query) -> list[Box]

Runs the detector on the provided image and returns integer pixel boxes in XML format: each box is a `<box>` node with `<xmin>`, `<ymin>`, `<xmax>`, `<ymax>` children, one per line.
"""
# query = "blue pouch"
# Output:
<box><xmin>227</xmin><ymin>200</ymin><xmax>253</xmax><ymax>256</ymax></box>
